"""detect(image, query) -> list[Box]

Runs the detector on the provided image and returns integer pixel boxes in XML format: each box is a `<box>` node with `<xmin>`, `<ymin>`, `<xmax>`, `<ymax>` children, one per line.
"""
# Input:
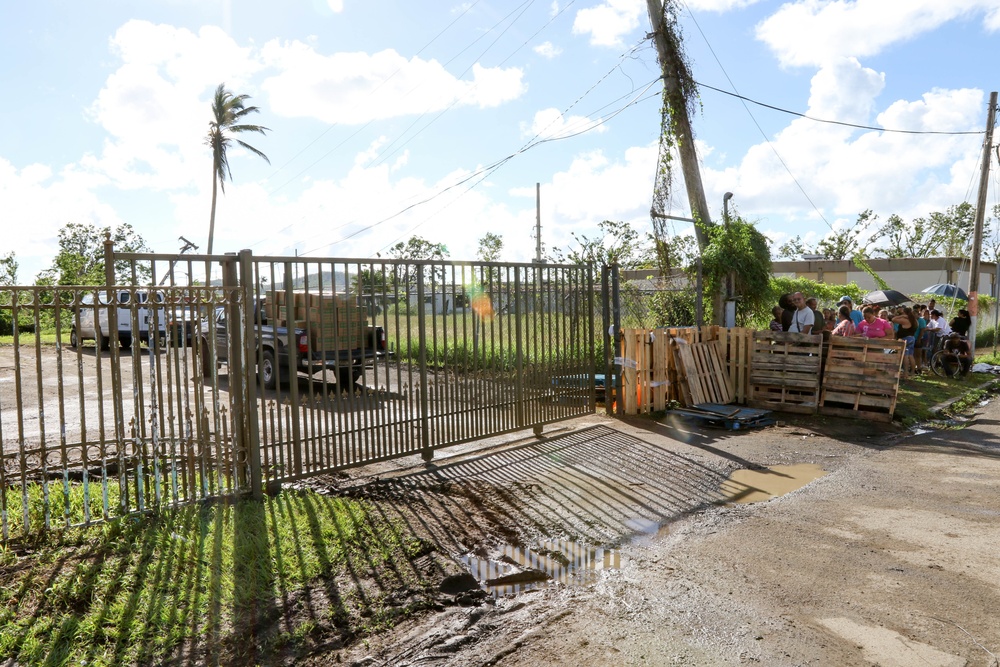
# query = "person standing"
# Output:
<box><xmin>831</xmin><ymin>305</ymin><xmax>856</xmax><ymax>337</ymax></box>
<box><xmin>892</xmin><ymin>306</ymin><xmax>919</xmax><ymax>377</ymax></box>
<box><xmin>769</xmin><ymin>306</ymin><xmax>784</xmax><ymax>332</ymax></box>
<box><xmin>857</xmin><ymin>307</ymin><xmax>892</xmax><ymax>338</ymax></box>
<box><xmin>950</xmin><ymin>309</ymin><xmax>972</xmax><ymax>336</ymax></box>
<box><xmin>838</xmin><ymin>296</ymin><xmax>863</xmax><ymax>326</ymax></box>
<box><xmin>788</xmin><ymin>292</ymin><xmax>815</xmax><ymax>334</ymax></box>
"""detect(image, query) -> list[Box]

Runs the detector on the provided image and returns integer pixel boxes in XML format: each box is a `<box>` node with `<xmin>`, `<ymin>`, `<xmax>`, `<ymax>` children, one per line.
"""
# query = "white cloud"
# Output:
<box><xmin>572</xmin><ymin>0</ymin><xmax>645</xmax><ymax>47</ymax></box>
<box><xmin>757</xmin><ymin>0</ymin><xmax>1000</xmax><ymax>67</ymax></box>
<box><xmin>521</xmin><ymin>108</ymin><xmax>607</xmax><ymax>140</ymax></box>
<box><xmin>699</xmin><ymin>60</ymin><xmax>984</xmax><ymax>231</ymax></box>
<box><xmin>86</xmin><ymin>20</ymin><xmax>263</xmax><ymax>190</ymax></box>
<box><xmin>0</xmin><ymin>158</ymin><xmax>125</xmax><ymax>280</ymax></box>
<box><xmin>685</xmin><ymin>0</ymin><xmax>762</xmax><ymax>11</ymax></box>
<box><xmin>534</xmin><ymin>41</ymin><xmax>563</xmax><ymax>58</ymax></box>
<box><xmin>327</xmin><ymin>0</ymin><xmax>344</xmax><ymax>12</ymax></box>
<box><xmin>259</xmin><ymin>41</ymin><xmax>526</xmax><ymax>124</ymax></box>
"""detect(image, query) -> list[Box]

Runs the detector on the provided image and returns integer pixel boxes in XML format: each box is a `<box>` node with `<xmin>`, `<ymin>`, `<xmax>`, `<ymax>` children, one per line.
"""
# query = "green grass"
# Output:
<box><xmin>894</xmin><ymin>371</ymin><xmax>997</xmax><ymax>425</ymax></box>
<box><xmin>0</xmin><ymin>332</ymin><xmax>58</xmax><ymax>345</ymax></box>
<box><xmin>0</xmin><ymin>491</ymin><xmax>435</xmax><ymax>666</ymax></box>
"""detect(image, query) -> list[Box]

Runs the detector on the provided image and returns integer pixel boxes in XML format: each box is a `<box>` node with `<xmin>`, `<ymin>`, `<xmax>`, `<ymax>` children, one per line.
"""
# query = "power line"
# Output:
<box><xmin>695</xmin><ymin>80</ymin><xmax>986</xmax><ymax>136</ymax></box>
<box><xmin>298</xmin><ymin>80</ymin><xmax>662</xmax><ymax>257</ymax></box>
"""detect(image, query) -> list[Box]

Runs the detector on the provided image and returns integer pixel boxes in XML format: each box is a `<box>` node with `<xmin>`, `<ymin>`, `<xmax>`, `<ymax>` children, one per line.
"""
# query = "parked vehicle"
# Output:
<box><xmin>70</xmin><ymin>289</ymin><xmax>168</xmax><ymax>350</ymax></box>
<box><xmin>165</xmin><ymin>306</ymin><xmax>199</xmax><ymax>347</ymax></box>
<box><xmin>201</xmin><ymin>299</ymin><xmax>388</xmax><ymax>390</ymax></box>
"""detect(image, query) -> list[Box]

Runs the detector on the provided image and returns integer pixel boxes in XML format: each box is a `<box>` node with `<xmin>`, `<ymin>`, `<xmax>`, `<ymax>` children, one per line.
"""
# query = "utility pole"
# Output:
<box><xmin>534</xmin><ymin>182</ymin><xmax>543</xmax><ymax>263</ymax></box>
<box><xmin>646</xmin><ymin>0</ymin><xmax>720</xmax><ymax>321</ymax></box>
<box><xmin>968</xmin><ymin>90</ymin><xmax>997</xmax><ymax>356</ymax></box>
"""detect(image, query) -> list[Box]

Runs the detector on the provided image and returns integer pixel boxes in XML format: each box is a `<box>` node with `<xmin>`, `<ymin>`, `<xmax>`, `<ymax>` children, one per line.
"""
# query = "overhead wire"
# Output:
<box><xmin>298</xmin><ymin>77</ymin><xmax>662</xmax><ymax>256</ymax></box>
<box><xmin>292</xmin><ymin>37</ymin><xmax>651</xmax><ymax>255</ymax></box>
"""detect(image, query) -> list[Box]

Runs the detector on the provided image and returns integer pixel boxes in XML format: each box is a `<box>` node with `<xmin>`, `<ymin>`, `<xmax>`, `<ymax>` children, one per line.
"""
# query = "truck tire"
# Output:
<box><xmin>260</xmin><ymin>349</ymin><xmax>277</xmax><ymax>390</ymax></box>
<box><xmin>70</xmin><ymin>328</ymin><xmax>79</xmax><ymax>349</ymax></box>
<box><xmin>97</xmin><ymin>330</ymin><xmax>109</xmax><ymax>351</ymax></box>
<box><xmin>119</xmin><ymin>334</ymin><xmax>132</xmax><ymax>350</ymax></box>
<box><xmin>201</xmin><ymin>340</ymin><xmax>212</xmax><ymax>378</ymax></box>
<box><xmin>337</xmin><ymin>366</ymin><xmax>362</xmax><ymax>388</ymax></box>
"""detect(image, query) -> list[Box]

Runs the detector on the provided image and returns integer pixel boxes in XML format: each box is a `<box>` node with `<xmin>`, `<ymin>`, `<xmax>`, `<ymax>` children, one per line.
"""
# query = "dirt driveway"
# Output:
<box><xmin>319</xmin><ymin>396</ymin><xmax>1000</xmax><ymax>666</ymax></box>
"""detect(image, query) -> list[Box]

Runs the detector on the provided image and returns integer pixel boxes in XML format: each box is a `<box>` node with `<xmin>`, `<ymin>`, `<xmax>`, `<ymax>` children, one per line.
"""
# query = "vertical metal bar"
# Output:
<box><xmin>514</xmin><ymin>269</ymin><xmax>524</xmax><ymax>429</ymax></box>
<box><xmin>284</xmin><ymin>262</ymin><xmax>302</xmax><ymax>476</ymax></box>
<box><xmin>223</xmin><ymin>255</ymin><xmax>245</xmax><ymax>493</ymax></box>
<box><xmin>53</xmin><ymin>290</ymin><xmax>71</xmax><ymax>528</ymax></box>
<box><xmin>602</xmin><ymin>266</ymin><xmax>612</xmax><ymax>415</ymax></box>
<box><xmin>587</xmin><ymin>265</ymin><xmax>596</xmax><ymax>413</ymax></box>
<box><xmin>72</xmin><ymin>294</ymin><xmax>90</xmax><ymax>524</ymax></box>
<box><xmin>611</xmin><ymin>263</ymin><xmax>622</xmax><ymax>417</ymax></box>
<box><xmin>417</xmin><ymin>264</ymin><xmax>431</xmax><ymax>461</ymax></box>
<box><xmin>103</xmin><ymin>236</ymin><xmax>128</xmax><ymax>516</ymax></box>
<box><xmin>238</xmin><ymin>250</ymin><xmax>262</xmax><ymax>500</ymax></box>
<box><xmin>32</xmin><ymin>292</ymin><xmax>50</xmax><ymax>530</ymax></box>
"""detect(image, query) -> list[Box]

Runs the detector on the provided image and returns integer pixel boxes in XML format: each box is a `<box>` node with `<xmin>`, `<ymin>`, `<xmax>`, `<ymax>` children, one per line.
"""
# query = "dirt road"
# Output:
<box><xmin>326</xmin><ymin>396</ymin><xmax>1000</xmax><ymax>666</ymax></box>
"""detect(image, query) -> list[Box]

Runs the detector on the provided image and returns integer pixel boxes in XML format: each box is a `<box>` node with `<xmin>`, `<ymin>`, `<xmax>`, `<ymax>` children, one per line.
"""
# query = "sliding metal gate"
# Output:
<box><xmin>0</xmin><ymin>243</ymin><xmax>595</xmax><ymax>541</ymax></box>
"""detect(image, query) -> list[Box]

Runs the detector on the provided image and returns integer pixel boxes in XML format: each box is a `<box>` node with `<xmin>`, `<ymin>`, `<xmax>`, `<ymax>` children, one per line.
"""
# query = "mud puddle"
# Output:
<box><xmin>720</xmin><ymin>463</ymin><xmax>827</xmax><ymax>503</ymax></box>
<box><xmin>459</xmin><ymin>539</ymin><xmax>621</xmax><ymax>597</ymax></box>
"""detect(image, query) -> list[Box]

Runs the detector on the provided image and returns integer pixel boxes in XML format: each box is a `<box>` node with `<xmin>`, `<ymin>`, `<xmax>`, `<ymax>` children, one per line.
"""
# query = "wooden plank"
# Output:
<box><xmin>652</xmin><ymin>330</ymin><xmax>667</xmax><ymax>411</ymax></box>
<box><xmin>818</xmin><ymin>336</ymin><xmax>905</xmax><ymax>420</ymax></box>
<box><xmin>623</xmin><ymin>331</ymin><xmax>637</xmax><ymax>415</ymax></box>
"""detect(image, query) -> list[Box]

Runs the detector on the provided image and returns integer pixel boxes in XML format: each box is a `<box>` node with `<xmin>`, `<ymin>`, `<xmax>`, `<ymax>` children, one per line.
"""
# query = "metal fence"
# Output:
<box><xmin>0</xmin><ymin>243</ymin><xmax>595</xmax><ymax>542</ymax></box>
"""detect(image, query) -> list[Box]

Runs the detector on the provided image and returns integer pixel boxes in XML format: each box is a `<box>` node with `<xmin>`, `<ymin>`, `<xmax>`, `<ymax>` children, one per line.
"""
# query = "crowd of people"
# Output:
<box><xmin>769</xmin><ymin>292</ymin><xmax>973</xmax><ymax>378</ymax></box>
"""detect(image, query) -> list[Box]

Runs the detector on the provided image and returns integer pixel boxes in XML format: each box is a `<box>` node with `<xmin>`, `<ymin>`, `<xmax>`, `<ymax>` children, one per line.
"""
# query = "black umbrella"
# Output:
<box><xmin>862</xmin><ymin>289</ymin><xmax>911</xmax><ymax>307</ymax></box>
<box><xmin>920</xmin><ymin>284</ymin><xmax>969</xmax><ymax>301</ymax></box>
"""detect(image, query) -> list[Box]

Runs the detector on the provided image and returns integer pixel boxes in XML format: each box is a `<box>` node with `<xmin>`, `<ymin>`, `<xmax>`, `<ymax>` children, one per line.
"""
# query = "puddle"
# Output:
<box><xmin>459</xmin><ymin>539</ymin><xmax>621</xmax><ymax>597</ymax></box>
<box><xmin>625</xmin><ymin>516</ymin><xmax>670</xmax><ymax>547</ymax></box>
<box><xmin>720</xmin><ymin>463</ymin><xmax>827</xmax><ymax>504</ymax></box>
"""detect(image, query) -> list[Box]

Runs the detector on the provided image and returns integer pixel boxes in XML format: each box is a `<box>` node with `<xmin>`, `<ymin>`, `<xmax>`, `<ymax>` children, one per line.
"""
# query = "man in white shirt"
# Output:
<box><xmin>788</xmin><ymin>292</ymin><xmax>815</xmax><ymax>334</ymax></box>
<box><xmin>926</xmin><ymin>309</ymin><xmax>950</xmax><ymax>336</ymax></box>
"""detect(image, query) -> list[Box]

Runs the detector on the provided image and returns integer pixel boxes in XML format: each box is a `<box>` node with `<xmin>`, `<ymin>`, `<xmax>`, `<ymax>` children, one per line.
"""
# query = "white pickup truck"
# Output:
<box><xmin>70</xmin><ymin>289</ymin><xmax>168</xmax><ymax>350</ymax></box>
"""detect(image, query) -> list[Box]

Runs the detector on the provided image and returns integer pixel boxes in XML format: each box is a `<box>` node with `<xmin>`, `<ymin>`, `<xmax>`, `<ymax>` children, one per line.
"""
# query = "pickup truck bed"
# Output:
<box><xmin>202</xmin><ymin>305</ymin><xmax>387</xmax><ymax>390</ymax></box>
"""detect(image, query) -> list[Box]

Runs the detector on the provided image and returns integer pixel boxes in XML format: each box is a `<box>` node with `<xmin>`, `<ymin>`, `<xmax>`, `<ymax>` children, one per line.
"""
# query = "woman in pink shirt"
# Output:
<box><xmin>856</xmin><ymin>306</ymin><xmax>892</xmax><ymax>338</ymax></box>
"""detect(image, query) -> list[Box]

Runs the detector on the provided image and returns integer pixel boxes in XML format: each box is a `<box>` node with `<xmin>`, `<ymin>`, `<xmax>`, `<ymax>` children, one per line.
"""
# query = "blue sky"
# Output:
<box><xmin>2</xmin><ymin>0</ymin><xmax>999</xmax><ymax>281</ymax></box>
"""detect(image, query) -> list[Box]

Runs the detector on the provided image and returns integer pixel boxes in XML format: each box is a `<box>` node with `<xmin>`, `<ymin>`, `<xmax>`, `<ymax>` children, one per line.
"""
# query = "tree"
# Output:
<box><xmin>35</xmin><ymin>222</ymin><xmax>151</xmax><ymax>285</ymax></box>
<box><xmin>476</xmin><ymin>232</ymin><xmax>504</xmax><ymax>262</ymax></box>
<box><xmin>388</xmin><ymin>236</ymin><xmax>449</xmax><ymax>289</ymax></box>
<box><xmin>776</xmin><ymin>235</ymin><xmax>807</xmax><ymax>261</ymax></box>
<box><xmin>206</xmin><ymin>83</ymin><xmax>270</xmax><ymax>255</ymax></box>
<box><xmin>552</xmin><ymin>220</ymin><xmax>649</xmax><ymax>269</ymax></box>
<box><xmin>870</xmin><ymin>202</ymin><xmax>974</xmax><ymax>259</ymax></box>
<box><xmin>0</xmin><ymin>251</ymin><xmax>17</xmax><ymax>286</ymax></box>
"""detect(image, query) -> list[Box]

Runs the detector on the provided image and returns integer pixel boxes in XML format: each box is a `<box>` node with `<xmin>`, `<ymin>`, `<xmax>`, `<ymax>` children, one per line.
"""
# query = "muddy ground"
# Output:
<box><xmin>284</xmin><ymin>396</ymin><xmax>1000</xmax><ymax>667</ymax></box>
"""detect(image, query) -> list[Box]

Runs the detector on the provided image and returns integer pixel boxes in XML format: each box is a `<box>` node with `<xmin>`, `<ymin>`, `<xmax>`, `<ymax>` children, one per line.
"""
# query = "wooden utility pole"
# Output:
<box><xmin>646</xmin><ymin>0</ymin><xmax>721</xmax><ymax>321</ymax></box>
<box><xmin>645</xmin><ymin>0</ymin><xmax>713</xmax><ymax>251</ymax></box>
<box><xmin>968</xmin><ymin>91</ymin><xmax>997</xmax><ymax>355</ymax></box>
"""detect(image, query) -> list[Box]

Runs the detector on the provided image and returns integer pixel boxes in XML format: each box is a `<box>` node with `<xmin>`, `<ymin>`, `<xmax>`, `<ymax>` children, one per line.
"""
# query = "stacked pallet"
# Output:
<box><xmin>674</xmin><ymin>340</ymin><xmax>734</xmax><ymax>406</ymax></box>
<box><xmin>271</xmin><ymin>291</ymin><xmax>367</xmax><ymax>350</ymax></box>
<box><xmin>748</xmin><ymin>331</ymin><xmax>824</xmax><ymax>414</ymax></box>
<box><xmin>819</xmin><ymin>337</ymin><xmax>905</xmax><ymax>422</ymax></box>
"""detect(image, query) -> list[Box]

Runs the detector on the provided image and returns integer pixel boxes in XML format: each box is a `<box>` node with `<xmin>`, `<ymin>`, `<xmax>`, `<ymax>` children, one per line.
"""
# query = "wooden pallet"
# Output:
<box><xmin>674</xmin><ymin>339</ymin><xmax>734</xmax><ymax>407</ymax></box>
<box><xmin>819</xmin><ymin>337</ymin><xmax>906</xmax><ymax>422</ymax></box>
<box><xmin>748</xmin><ymin>331</ymin><xmax>824</xmax><ymax>414</ymax></box>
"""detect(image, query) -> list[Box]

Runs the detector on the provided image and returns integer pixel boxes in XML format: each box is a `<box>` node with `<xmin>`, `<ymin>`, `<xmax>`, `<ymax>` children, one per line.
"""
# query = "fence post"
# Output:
<box><xmin>587</xmin><ymin>264</ymin><xmax>596</xmax><ymax>413</ymax></box>
<box><xmin>611</xmin><ymin>263</ymin><xmax>623</xmax><ymax>416</ymax></box>
<box><xmin>103</xmin><ymin>234</ymin><xmax>127</xmax><ymax>509</ymax></box>
<box><xmin>601</xmin><ymin>265</ymin><xmax>612</xmax><ymax>415</ymax></box>
<box><xmin>223</xmin><ymin>254</ymin><xmax>248</xmax><ymax>494</ymax></box>
<box><xmin>283</xmin><ymin>262</ymin><xmax>302</xmax><ymax>476</ymax></box>
<box><xmin>513</xmin><ymin>268</ymin><xmax>525</xmax><ymax>428</ymax></box>
<box><xmin>238</xmin><ymin>250</ymin><xmax>263</xmax><ymax>500</ymax></box>
<box><xmin>416</xmin><ymin>264</ymin><xmax>432</xmax><ymax>461</ymax></box>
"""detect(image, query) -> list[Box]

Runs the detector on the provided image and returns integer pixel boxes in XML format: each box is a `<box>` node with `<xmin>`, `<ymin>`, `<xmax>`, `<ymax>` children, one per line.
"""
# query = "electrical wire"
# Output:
<box><xmin>695</xmin><ymin>81</ymin><xmax>986</xmax><ymax>136</ymax></box>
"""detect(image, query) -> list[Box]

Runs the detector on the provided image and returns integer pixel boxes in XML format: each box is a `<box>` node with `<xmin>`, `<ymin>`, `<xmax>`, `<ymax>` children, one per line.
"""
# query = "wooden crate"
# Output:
<box><xmin>716</xmin><ymin>327</ymin><xmax>752</xmax><ymax>404</ymax></box>
<box><xmin>819</xmin><ymin>337</ymin><xmax>905</xmax><ymax>422</ymax></box>
<box><xmin>748</xmin><ymin>331</ymin><xmax>824</xmax><ymax>414</ymax></box>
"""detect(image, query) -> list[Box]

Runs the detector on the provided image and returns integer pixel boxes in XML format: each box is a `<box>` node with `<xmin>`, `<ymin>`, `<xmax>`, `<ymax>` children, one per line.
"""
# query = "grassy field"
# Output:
<box><xmin>0</xmin><ymin>493</ymin><xmax>434</xmax><ymax>666</ymax></box>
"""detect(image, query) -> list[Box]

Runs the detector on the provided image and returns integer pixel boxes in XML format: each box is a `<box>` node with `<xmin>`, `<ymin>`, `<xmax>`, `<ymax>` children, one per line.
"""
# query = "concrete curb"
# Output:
<box><xmin>928</xmin><ymin>377</ymin><xmax>1000</xmax><ymax>414</ymax></box>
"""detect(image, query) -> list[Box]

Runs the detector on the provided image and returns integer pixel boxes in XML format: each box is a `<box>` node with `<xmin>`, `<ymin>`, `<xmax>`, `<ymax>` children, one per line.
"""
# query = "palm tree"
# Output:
<box><xmin>206</xmin><ymin>83</ymin><xmax>270</xmax><ymax>255</ymax></box>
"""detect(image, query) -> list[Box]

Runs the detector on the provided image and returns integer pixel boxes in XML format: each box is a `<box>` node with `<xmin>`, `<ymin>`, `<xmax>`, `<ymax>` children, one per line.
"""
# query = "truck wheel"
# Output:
<box><xmin>257</xmin><ymin>350</ymin><xmax>278</xmax><ymax>389</ymax></box>
<box><xmin>70</xmin><ymin>328</ymin><xmax>79</xmax><ymax>349</ymax></box>
<box><xmin>260</xmin><ymin>349</ymin><xmax>277</xmax><ymax>390</ymax></box>
<box><xmin>119</xmin><ymin>334</ymin><xmax>132</xmax><ymax>350</ymax></box>
<box><xmin>337</xmin><ymin>366</ymin><xmax>362</xmax><ymax>388</ymax></box>
<box><xmin>201</xmin><ymin>340</ymin><xmax>212</xmax><ymax>378</ymax></box>
<box><xmin>97</xmin><ymin>330</ymin><xmax>109</xmax><ymax>351</ymax></box>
